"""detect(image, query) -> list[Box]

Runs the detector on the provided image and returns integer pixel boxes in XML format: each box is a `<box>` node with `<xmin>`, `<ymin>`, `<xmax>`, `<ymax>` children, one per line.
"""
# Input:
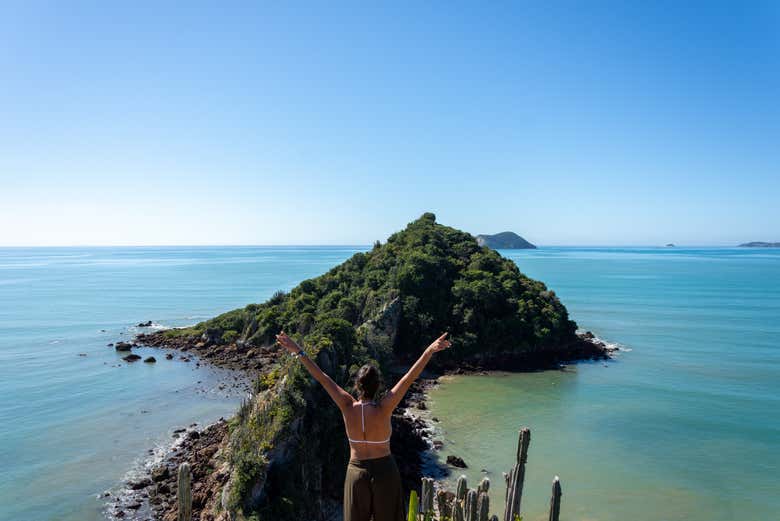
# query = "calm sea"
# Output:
<box><xmin>1</xmin><ymin>246</ymin><xmax>777</xmax><ymax>521</ymax></box>
<box><xmin>426</xmin><ymin>247</ymin><xmax>780</xmax><ymax>521</ymax></box>
<box><xmin>0</xmin><ymin>246</ymin><xmax>365</xmax><ymax>521</ymax></box>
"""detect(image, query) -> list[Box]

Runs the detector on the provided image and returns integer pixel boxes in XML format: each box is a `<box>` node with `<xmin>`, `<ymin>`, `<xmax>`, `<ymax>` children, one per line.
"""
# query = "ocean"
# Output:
<box><xmin>0</xmin><ymin>246</ymin><xmax>777</xmax><ymax>520</ymax></box>
<box><xmin>0</xmin><ymin>246</ymin><xmax>365</xmax><ymax>521</ymax></box>
<box><xmin>425</xmin><ymin>247</ymin><xmax>780</xmax><ymax>521</ymax></box>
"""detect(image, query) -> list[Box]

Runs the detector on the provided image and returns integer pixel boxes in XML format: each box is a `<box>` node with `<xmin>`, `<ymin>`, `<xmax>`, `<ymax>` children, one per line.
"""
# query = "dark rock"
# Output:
<box><xmin>144</xmin><ymin>356</ymin><xmax>156</xmax><ymax>363</ymax></box>
<box><xmin>123</xmin><ymin>354</ymin><xmax>141</xmax><ymax>362</ymax></box>
<box><xmin>107</xmin><ymin>343</ymin><xmax>114</xmax><ymax>347</ymax></box>
<box><xmin>151</xmin><ymin>465</ymin><xmax>169</xmax><ymax>482</ymax></box>
<box><xmin>115</xmin><ymin>342</ymin><xmax>132</xmax><ymax>352</ymax></box>
<box><xmin>447</xmin><ymin>455</ymin><xmax>468</xmax><ymax>468</ymax></box>
<box><xmin>433</xmin><ymin>440</ymin><xmax>443</xmax><ymax>450</ymax></box>
<box><xmin>127</xmin><ymin>478</ymin><xmax>151</xmax><ymax>490</ymax></box>
<box><xmin>165</xmin><ymin>353</ymin><xmax>173</xmax><ymax>360</ymax></box>
<box><xmin>127</xmin><ymin>502</ymin><xmax>141</xmax><ymax>510</ymax></box>
<box><xmin>137</xmin><ymin>321</ymin><xmax>153</xmax><ymax>327</ymax></box>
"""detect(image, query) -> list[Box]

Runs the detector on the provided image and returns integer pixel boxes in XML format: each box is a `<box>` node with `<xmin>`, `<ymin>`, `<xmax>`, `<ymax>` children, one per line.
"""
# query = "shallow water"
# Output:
<box><xmin>0</xmin><ymin>246</ymin><xmax>364</xmax><ymax>521</ymax></box>
<box><xmin>426</xmin><ymin>247</ymin><xmax>780</xmax><ymax>521</ymax></box>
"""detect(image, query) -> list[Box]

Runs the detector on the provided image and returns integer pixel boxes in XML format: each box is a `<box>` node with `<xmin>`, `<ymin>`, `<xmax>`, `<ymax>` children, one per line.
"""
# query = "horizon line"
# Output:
<box><xmin>0</xmin><ymin>243</ymin><xmax>763</xmax><ymax>249</ymax></box>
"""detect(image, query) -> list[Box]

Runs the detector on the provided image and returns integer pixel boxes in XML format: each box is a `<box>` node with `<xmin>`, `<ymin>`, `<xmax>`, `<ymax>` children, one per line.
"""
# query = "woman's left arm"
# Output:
<box><xmin>276</xmin><ymin>331</ymin><xmax>354</xmax><ymax>410</ymax></box>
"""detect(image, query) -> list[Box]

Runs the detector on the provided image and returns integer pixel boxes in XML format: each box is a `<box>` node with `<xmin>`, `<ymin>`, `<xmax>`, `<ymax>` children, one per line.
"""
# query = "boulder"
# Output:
<box><xmin>123</xmin><ymin>354</ymin><xmax>141</xmax><ymax>362</ymax></box>
<box><xmin>144</xmin><ymin>356</ymin><xmax>156</xmax><ymax>363</ymax></box>
<box><xmin>115</xmin><ymin>342</ymin><xmax>132</xmax><ymax>352</ymax></box>
<box><xmin>151</xmin><ymin>465</ymin><xmax>170</xmax><ymax>482</ymax></box>
<box><xmin>447</xmin><ymin>455</ymin><xmax>468</xmax><ymax>468</ymax></box>
<box><xmin>127</xmin><ymin>477</ymin><xmax>151</xmax><ymax>490</ymax></box>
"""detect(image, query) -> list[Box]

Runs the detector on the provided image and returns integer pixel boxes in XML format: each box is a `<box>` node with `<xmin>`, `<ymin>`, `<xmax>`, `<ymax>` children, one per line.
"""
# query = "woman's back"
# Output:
<box><xmin>343</xmin><ymin>400</ymin><xmax>392</xmax><ymax>460</ymax></box>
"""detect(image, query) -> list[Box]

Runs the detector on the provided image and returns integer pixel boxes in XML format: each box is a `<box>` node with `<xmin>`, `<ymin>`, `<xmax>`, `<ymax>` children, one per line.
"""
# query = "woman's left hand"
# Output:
<box><xmin>275</xmin><ymin>331</ymin><xmax>302</xmax><ymax>355</ymax></box>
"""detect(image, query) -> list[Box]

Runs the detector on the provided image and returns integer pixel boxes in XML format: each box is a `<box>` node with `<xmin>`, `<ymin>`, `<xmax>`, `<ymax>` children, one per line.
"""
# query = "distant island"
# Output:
<box><xmin>739</xmin><ymin>242</ymin><xmax>780</xmax><ymax>248</ymax></box>
<box><xmin>666</xmin><ymin>243</ymin><xmax>676</xmax><ymax>247</ymax></box>
<box><xmin>476</xmin><ymin>231</ymin><xmax>536</xmax><ymax>249</ymax></box>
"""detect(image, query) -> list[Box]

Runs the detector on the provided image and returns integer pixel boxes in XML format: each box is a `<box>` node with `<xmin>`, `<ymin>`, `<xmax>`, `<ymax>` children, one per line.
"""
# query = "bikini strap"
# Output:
<box><xmin>361</xmin><ymin>402</ymin><xmax>366</xmax><ymax>440</ymax></box>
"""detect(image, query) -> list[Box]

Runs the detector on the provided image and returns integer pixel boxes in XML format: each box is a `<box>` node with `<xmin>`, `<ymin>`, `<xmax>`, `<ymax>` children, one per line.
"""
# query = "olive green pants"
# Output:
<box><xmin>343</xmin><ymin>455</ymin><xmax>404</xmax><ymax>521</ymax></box>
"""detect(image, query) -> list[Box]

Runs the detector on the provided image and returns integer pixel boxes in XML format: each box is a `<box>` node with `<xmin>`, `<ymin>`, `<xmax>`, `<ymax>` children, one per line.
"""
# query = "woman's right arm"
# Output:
<box><xmin>382</xmin><ymin>332</ymin><xmax>451</xmax><ymax>411</ymax></box>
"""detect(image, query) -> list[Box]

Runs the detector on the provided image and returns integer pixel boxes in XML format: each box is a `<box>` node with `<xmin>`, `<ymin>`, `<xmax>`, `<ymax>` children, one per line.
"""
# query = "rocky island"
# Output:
<box><xmin>739</xmin><ymin>241</ymin><xmax>780</xmax><ymax>248</ymax></box>
<box><xmin>134</xmin><ymin>213</ymin><xmax>606</xmax><ymax>521</ymax></box>
<box><xmin>475</xmin><ymin>231</ymin><xmax>536</xmax><ymax>249</ymax></box>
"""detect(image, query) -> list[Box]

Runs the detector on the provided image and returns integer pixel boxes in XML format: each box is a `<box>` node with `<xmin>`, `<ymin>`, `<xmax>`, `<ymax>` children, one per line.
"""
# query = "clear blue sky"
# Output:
<box><xmin>1</xmin><ymin>1</ymin><xmax>778</xmax><ymax>246</ymax></box>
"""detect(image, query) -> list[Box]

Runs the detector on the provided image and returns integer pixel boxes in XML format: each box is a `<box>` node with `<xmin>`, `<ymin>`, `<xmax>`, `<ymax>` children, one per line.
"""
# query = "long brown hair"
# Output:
<box><xmin>354</xmin><ymin>364</ymin><xmax>381</xmax><ymax>401</ymax></box>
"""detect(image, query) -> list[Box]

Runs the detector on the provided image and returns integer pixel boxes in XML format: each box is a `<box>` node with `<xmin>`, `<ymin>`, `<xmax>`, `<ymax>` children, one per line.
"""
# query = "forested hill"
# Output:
<box><xmin>177</xmin><ymin>213</ymin><xmax>579</xmax><ymax>367</ymax></box>
<box><xmin>151</xmin><ymin>213</ymin><xmax>603</xmax><ymax>520</ymax></box>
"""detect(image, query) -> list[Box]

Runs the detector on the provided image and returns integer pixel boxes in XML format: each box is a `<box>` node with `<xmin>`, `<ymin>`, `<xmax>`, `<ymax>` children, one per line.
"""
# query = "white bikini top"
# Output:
<box><xmin>347</xmin><ymin>401</ymin><xmax>391</xmax><ymax>445</ymax></box>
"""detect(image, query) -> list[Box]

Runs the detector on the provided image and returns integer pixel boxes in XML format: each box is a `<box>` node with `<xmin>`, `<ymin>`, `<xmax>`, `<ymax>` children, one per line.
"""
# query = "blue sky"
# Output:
<box><xmin>1</xmin><ymin>1</ymin><xmax>778</xmax><ymax>246</ymax></box>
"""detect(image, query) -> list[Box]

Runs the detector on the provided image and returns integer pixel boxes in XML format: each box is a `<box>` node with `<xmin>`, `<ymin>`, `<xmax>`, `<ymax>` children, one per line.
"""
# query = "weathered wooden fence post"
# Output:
<box><xmin>548</xmin><ymin>476</ymin><xmax>562</xmax><ymax>521</ymax></box>
<box><xmin>503</xmin><ymin>427</ymin><xmax>530</xmax><ymax>521</ymax></box>
<box><xmin>177</xmin><ymin>462</ymin><xmax>192</xmax><ymax>521</ymax></box>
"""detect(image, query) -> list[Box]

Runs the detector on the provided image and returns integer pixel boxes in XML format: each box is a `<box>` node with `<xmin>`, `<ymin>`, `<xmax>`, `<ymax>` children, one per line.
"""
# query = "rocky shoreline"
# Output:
<box><xmin>110</xmin><ymin>327</ymin><xmax>610</xmax><ymax>521</ymax></box>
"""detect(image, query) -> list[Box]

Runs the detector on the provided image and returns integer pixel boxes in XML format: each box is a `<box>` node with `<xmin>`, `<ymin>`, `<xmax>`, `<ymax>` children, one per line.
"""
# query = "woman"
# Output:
<box><xmin>275</xmin><ymin>330</ymin><xmax>451</xmax><ymax>521</ymax></box>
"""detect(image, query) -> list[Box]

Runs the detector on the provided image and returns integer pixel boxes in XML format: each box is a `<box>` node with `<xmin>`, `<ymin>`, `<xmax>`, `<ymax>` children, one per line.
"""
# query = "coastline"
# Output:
<box><xmin>103</xmin><ymin>339</ymin><xmax>253</xmax><ymax>521</ymax></box>
<box><xmin>116</xmin><ymin>328</ymin><xmax>610</xmax><ymax>521</ymax></box>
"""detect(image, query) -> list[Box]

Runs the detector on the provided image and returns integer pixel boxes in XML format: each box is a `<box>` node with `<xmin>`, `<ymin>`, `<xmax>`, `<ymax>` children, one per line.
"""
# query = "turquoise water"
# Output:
<box><xmin>0</xmin><ymin>246</ymin><xmax>364</xmax><ymax>521</ymax></box>
<box><xmin>1</xmin><ymin>247</ymin><xmax>778</xmax><ymax>521</ymax></box>
<box><xmin>426</xmin><ymin>247</ymin><xmax>780</xmax><ymax>521</ymax></box>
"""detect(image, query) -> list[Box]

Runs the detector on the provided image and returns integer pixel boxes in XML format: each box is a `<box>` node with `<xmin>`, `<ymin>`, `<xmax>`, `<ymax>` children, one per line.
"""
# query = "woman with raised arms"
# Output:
<box><xmin>275</xmin><ymin>330</ymin><xmax>451</xmax><ymax>521</ymax></box>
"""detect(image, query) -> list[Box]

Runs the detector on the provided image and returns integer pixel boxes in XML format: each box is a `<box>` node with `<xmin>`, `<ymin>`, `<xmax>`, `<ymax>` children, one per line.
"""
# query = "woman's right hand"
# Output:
<box><xmin>275</xmin><ymin>331</ymin><xmax>302</xmax><ymax>355</ymax></box>
<box><xmin>427</xmin><ymin>332</ymin><xmax>452</xmax><ymax>353</ymax></box>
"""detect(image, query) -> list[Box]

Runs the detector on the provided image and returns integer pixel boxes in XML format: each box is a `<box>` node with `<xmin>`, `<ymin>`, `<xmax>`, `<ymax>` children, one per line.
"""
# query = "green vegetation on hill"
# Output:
<box><xmin>176</xmin><ymin>213</ymin><xmax>573</xmax><ymax>365</ymax></box>
<box><xmin>164</xmin><ymin>213</ymin><xmax>591</xmax><ymax>520</ymax></box>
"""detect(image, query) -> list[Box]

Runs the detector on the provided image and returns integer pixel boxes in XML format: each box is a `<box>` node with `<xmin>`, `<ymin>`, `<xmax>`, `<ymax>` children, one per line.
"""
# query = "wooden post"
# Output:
<box><xmin>548</xmin><ymin>476</ymin><xmax>562</xmax><ymax>521</ymax></box>
<box><xmin>503</xmin><ymin>427</ymin><xmax>530</xmax><ymax>521</ymax></box>
<box><xmin>177</xmin><ymin>463</ymin><xmax>192</xmax><ymax>521</ymax></box>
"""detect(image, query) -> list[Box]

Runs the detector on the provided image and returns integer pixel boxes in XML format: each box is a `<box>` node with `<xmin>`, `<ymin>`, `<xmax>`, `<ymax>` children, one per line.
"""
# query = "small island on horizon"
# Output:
<box><xmin>476</xmin><ymin>231</ymin><xmax>537</xmax><ymax>249</ymax></box>
<box><xmin>739</xmin><ymin>241</ymin><xmax>780</xmax><ymax>248</ymax></box>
